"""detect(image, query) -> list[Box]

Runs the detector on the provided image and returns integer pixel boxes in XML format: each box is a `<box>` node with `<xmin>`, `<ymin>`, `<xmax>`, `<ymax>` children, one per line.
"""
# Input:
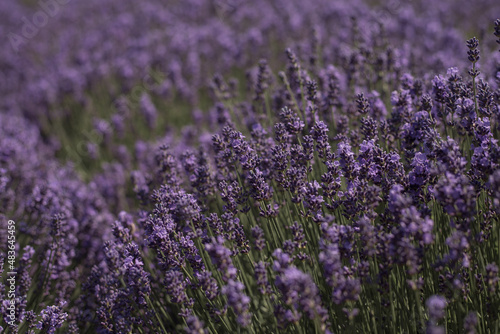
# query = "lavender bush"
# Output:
<box><xmin>1</xmin><ymin>0</ymin><xmax>500</xmax><ymax>333</ymax></box>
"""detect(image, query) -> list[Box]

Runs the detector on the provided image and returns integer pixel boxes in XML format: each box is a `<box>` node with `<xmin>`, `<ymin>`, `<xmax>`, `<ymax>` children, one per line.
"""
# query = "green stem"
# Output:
<box><xmin>146</xmin><ymin>295</ymin><xmax>168</xmax><ymax>334</ymax></box>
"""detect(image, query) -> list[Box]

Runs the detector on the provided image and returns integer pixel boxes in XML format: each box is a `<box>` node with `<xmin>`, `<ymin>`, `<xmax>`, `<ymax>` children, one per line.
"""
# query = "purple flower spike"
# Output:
<box><xmin>222</xmin><ymin>280</ymin><xmax>251</xmax><ymax>327</ymax></box>
<box><xmin>275</xmin><ymin>267</ymin><xmax>328</xmax><ymax>329</ymax></box>
<box><xmin>36</xmin><ymin>302</ymin><xmax>68</xmax><ymax>334</ymax></box>
<box><xmin>205</xmin><ymin>236</ymin><xmax>237</xmax><ymax>282</ymax></box>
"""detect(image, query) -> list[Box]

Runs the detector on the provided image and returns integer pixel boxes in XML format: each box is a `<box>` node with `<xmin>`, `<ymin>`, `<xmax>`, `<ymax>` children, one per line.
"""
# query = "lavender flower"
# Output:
<box><xmin>464</xmin><ymin>312</ymin><xmax>478</xmax><ymax>334</ymax></box>
<box><xmin>356</xmin><ymin>93</ymin><xmax>370</xmax><ymax>114</ymax></box>
<box><xmin>275</xmin><ymin>267</ymin><xmax>328</xmax><ymax>329</ymax></box>
<box><xmin>251</xmin><ymin>226</ymin><xmax>266</xmax><ymax>251</ymax></box>
<box><xmin>255</xmin><ymin>261</ymin><xmax>272</xmax><ymax>295</ymax></box>
<box><xmin>311</xmin><ymin>121</ymin><xmax>332</xmax><ymax>161</ymax></box>
<box><xmin>466</xmin><ymin>37</ymin><xmax>480</xmax><ymax>75</ymax></box>
<box><xmin>184</xmin><ymin>315</ymin><xmax>207</xmax><ymax>334</ymax></box>
<box><xmin>485</xmin><ymin>263</ymin><xmax>499</xmax><ymax>293</ymax></box>
<box><xmin>426</xmin><ymin>295</ymin><xmax>447</xmax><ymax>334</ymax></box>
<box><xmin>165</xmin><ymin>270</ymin><xmax>191</xmax><ymax>305</ymax></box>
<box><xmin>222</xmin><ymin>280</ymin><xmax>251</xmax><ymax>327</ymax></box>
<box><xmin>279</xmin><ymin>107</ymin><xmax>305</xmax><ymax>135</ymax></box>
<box><xmin>205</xmin><ymin>236</ymin><xmax>237</xmax><ymax>282</ymax></box>
<box><xmin>36</xmin><ymin>302</ymin><xmax>68</xmax><ymax>334</ymax></box>
<box><xmin>197</xmin><ymin>271</ymin><xmax>219</xmax><ymax>301</ymax></box>
<box><xmin>433</xmin><ymin>171</ymin><xmax>476</xmax><ymax>222</ymax></box>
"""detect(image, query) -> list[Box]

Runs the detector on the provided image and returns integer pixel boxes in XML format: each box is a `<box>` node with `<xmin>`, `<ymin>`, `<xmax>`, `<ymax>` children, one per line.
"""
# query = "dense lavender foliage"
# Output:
<box><xmin>1</xmin><ymin>0</ymin><xmax>500</xmax><ymax>333</ymax></box>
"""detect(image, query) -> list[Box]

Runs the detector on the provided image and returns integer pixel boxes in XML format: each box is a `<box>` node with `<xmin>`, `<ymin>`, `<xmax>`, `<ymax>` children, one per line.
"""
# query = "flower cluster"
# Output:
<box><xmin>1</xmin><ymin>1</ymin><xmax>500</xmax><ymax>333</ymax></box>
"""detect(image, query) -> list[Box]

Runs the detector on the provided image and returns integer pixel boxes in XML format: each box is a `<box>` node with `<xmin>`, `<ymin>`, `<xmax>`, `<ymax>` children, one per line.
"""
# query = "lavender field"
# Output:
<box><xmin>1</xmin><ymin>0</ymin><xmax>500</xmax><ymax>333</ymax></box>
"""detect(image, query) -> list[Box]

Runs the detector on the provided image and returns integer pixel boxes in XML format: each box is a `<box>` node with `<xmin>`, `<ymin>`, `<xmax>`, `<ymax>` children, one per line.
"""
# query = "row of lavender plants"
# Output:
<box><xmin>1</xmin><ymin>1</ymin><xmax>500</xmax><ymax>333</ymax></box>
<box><xmin>120</xmin><ymin>29</ymin><xmax>500</xmax><ymax>333</ymax></box>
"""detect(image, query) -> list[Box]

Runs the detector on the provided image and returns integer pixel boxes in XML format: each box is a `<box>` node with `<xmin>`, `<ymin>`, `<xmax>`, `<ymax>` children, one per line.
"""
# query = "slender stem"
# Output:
<box><xmin>146</xmin><ymin>295</ymin><xmax>168</xmax><ymax>334</ymax></box>
<box><xmin>472</xmin><ymin>62</ymin><xmax>479</xmax><ymax>117</ymax></box>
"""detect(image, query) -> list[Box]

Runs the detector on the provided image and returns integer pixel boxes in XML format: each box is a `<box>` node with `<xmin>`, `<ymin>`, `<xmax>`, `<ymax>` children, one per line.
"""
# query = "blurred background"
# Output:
<box><xmin>1</xmin><ymin>0</ymin><xmax>500</xmax><ymax>180</ymax></box>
